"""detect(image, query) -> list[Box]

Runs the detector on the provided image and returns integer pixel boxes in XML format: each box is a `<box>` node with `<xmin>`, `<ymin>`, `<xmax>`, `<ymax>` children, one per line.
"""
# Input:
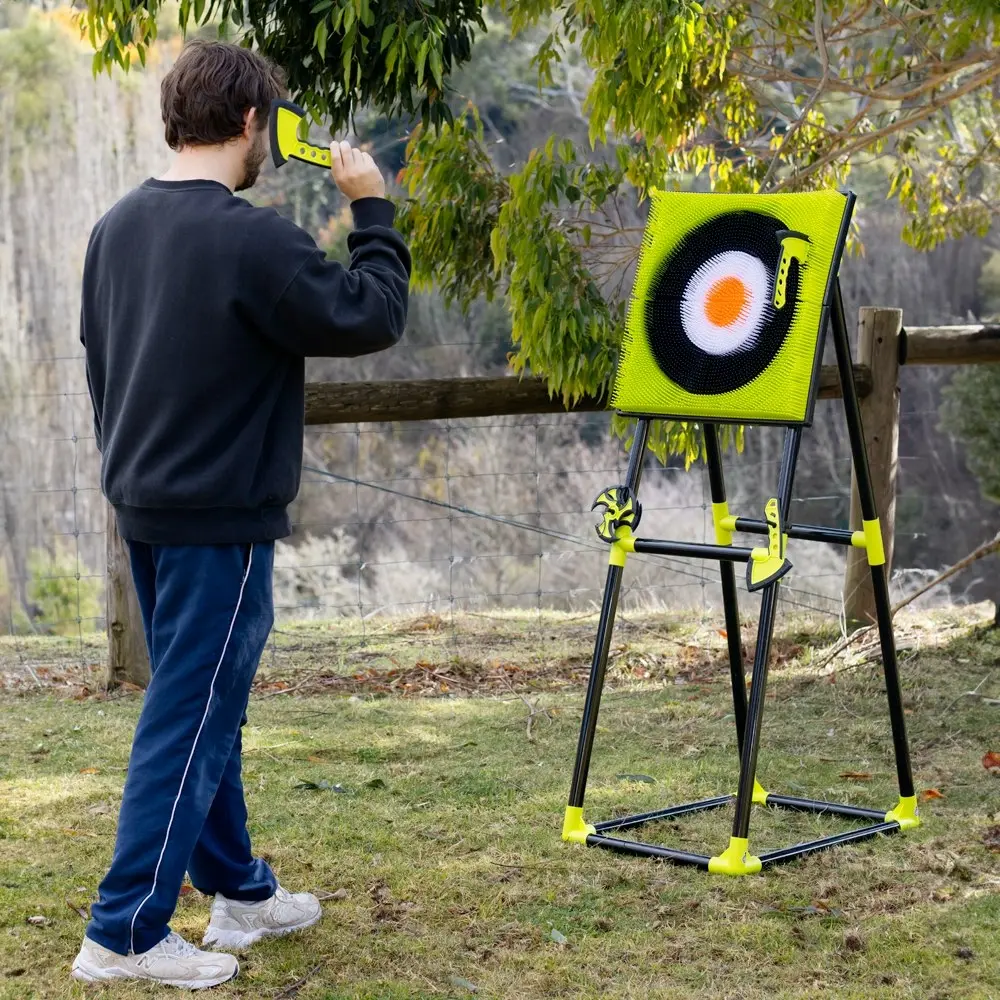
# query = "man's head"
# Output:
<box><xmin>160</xmin><ymin>40</ymin><xmax>286</xmax><ymax>191</ymax></box>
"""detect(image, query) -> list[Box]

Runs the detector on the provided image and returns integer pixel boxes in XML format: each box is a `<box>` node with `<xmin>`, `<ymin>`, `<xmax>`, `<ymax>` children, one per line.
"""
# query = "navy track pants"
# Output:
<box><xmin>86</xmin><ymin>542</ymin><xmax>278</xmax><ymax>955</ymax></box>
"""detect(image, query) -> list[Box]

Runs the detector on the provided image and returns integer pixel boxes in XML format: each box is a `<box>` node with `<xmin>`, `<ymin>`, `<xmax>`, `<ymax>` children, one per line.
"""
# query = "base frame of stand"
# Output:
<box><xmin>581</xmin><ymin>793</ymin><xmax>905</xmax><ymax>872</ymax></box>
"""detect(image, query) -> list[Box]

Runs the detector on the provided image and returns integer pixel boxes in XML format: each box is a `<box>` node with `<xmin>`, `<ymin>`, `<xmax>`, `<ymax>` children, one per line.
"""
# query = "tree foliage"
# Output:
<box><xmin>941</xmin><ymin>366</ymin><xmax>1000</xmax><ymax>505</ymax></box>
<box><xmin>939</xmin><ymin>255</ymin><xmax>1000</xmax><ymax>509</ymax></box>
<box><xmin>83</xmin><ymin>0</ymin><xmax>1000</xmax><ymax>463</ymax></box>
<box><xmin>79</xmin><ymin>0</ymin><xmax>486</xmax><ymax>128</ymax></box>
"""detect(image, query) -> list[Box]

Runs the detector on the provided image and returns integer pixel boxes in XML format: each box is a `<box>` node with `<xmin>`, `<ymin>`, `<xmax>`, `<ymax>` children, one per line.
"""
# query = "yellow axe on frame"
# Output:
<box><xmin>746</xmin><ymin>497</ymin><xmax>792</xmax><ymax>591</ymax></box>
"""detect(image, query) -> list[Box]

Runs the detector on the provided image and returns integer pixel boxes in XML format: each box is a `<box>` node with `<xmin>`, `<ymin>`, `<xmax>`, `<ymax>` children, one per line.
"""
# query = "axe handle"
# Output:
<box><xmin>287</xmin><ymin>141</ymin><xmax>332</xmax><ymax>170</ymax></box>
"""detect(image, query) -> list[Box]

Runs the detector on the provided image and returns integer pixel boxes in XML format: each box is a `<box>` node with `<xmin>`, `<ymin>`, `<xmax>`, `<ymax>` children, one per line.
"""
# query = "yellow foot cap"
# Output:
<box><xmin>886</xmin><ymin>795</ymin><xmax>920</xmax><ymax>830</ymax></box>
<box><xmin>709</xmin><ymin>837</ymin><xmax>762</xmax><ymax>876</ymax></box>
<box><xmin>562</xmin><ymin>806</ymin><xmax>596</xmax><ymax>844</ymax></box>
<box><xmin>752</xmin><ymin>780</ymin><xmax>769</xmax><ymax>806</ymax></box>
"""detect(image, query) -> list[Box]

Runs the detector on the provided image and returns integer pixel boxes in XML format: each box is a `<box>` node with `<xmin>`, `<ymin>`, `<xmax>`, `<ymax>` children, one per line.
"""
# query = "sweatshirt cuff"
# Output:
<box><xmin>350</xmin><ymin>197</ymin><xmax>396</xmax><ymax>230</ymax></box>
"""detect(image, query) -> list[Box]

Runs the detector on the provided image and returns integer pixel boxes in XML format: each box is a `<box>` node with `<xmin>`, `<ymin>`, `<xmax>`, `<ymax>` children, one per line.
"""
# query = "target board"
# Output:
<box><xmin>611</xmin><ymin>191</ymin><xmax>854</xmax><ymax>425</ymax></box>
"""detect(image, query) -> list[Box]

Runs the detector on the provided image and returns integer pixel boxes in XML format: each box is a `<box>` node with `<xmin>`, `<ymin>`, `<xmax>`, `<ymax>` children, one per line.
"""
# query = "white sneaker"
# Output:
<box><xmin>202</xmin><ymin>885</ymin><xmax>322</xmax><ymax>951</ymax></box>
<box><xmin>71</xmin><ymin>931</ymin><xmax>238</xmax><ymax>990</ymax></box>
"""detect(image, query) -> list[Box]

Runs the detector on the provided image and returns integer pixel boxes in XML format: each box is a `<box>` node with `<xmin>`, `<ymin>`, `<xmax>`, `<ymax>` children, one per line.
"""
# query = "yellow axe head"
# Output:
<box><xmin>746</xmin><ymin>497</ymin><xmax>792</xmax><ymax>591</ymax></box>
<box><xmin>269</xmin><ymin>98</ymin><xmax>332</xmax><ymax>171</ymax></box>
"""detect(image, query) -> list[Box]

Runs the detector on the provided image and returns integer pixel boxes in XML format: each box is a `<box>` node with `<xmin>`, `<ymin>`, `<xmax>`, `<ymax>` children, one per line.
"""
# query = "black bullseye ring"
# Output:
<box><xmin>644</xmin><ymin>211</ymin><xmax>801</xmax><ymax>395</ymax></box>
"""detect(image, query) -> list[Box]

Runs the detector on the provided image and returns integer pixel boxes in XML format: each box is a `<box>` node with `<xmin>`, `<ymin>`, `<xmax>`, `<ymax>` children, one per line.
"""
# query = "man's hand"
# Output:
<box><xmin>330</xmin><ymin>139</ymin><xmax>385</xmax><ymax>201</ymax></box>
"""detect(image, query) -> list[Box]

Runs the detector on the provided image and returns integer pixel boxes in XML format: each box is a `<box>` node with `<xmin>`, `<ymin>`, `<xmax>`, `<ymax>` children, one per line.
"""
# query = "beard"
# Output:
<box><xmin>236</xmin><ymin>127</ymin><xmax>269</xmax><ymax>192</ymax></box>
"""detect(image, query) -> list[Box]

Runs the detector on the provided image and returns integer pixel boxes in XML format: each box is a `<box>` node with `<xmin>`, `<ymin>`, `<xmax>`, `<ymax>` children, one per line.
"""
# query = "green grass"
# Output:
<box><xmin>1</xmin><ymin>608</ymin><xmax>999</xmax><ymax>999</ymax></box>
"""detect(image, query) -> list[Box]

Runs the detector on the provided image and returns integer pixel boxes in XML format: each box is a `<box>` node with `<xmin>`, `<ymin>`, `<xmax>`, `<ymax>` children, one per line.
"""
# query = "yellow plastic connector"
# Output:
<box><xmin>708</xmin><ymin>836</ymin><xmax>762</xmax><ymax>876</ymax></box>
<box><xmin>849</xmin><ymin>517</ymin><xmax>886</xmax><ymax>566</ymax></box>
<box><xmin>752</xmin><ymin>780</ymin><xmax>769</xmax><ymax>806</ymax></box>
<box><xmin>608</xmin><ymin>527</ymin><xmax>636</xmax><ymax>567</ymax></box>
<box><xmin>863</xmin><ymin>518</ymin><xmax>886</xmax><ymax>566</ymax></box>
<box><xmin>885</xmin><ymin>795</ymin><xmax>920</xmax><ymax>831</ymax></box>
<box><xmin>562</xmin><ymin>806</ymin><xmax>596</xmax><ymax>844</ymax></box>
<box><xmin>733</xmin><ymin>780</ymin><xmax>770</xmax><ymax>804</ymax></box>
<box><xmin>712</xmin><ymin>501</ymin><xmax>735</xmax><ymax>546</ymax></box>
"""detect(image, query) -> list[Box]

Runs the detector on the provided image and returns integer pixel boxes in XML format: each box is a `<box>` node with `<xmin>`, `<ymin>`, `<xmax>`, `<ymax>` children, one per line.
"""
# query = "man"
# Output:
<box><xmin>73</xmin><ymin>39</ymin><xmax>410</xmax><ymax>989</ymax></box>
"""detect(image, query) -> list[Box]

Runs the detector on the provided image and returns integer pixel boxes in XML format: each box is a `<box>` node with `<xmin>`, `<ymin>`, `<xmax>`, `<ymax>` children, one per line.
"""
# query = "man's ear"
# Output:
<box><xmin>242</xmin><ymin>106</ymin><xmax>258</xmax><ymax>139</ymax></box>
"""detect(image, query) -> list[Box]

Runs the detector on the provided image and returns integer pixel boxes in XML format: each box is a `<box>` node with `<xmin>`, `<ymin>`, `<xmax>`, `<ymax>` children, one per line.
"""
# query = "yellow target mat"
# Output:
<box><xmin>612</xmin><ymin>190</ymin><xmax>853</xmax><ymax>425</ymax></box>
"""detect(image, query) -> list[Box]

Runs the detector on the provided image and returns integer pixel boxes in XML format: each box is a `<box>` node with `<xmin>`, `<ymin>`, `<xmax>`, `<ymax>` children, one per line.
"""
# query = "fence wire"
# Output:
<box><xmin>0</xmin><ymin>357</ymin><xmax>992</xmax><ymax>691</ymax></box>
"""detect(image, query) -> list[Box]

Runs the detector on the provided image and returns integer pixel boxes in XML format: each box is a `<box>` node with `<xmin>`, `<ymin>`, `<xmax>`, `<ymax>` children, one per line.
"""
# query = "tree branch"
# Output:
<box><xmin>760</xmin><ymin>0</ymin><xmax>831</xmax><ymax>191</ymax></box>
<box><xmin>773</xmin><ymin>61</ymin><xmax>1000</xmax><ymax>192</ymax></box>
<box><xmin>732</xmin><ymin>48</ymin><xmax>994</xmax><ymax>105</ymax></box>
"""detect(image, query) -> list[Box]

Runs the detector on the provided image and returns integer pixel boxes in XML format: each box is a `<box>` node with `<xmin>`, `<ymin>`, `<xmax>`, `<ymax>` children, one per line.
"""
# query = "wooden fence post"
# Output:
<box><xmin>106</xmin><ymin>503</ymin><xmax>150</xmax><ymax>689</ymax></box>
<box><xmin>843</xmin><ymin>307</ymin><xmax>903</xmax><ymax>626</ymax></box>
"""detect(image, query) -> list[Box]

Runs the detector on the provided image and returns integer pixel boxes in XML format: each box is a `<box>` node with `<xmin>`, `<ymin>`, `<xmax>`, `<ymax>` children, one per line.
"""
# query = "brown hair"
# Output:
<box><xmin>160</xmin><ymin>40</ymin><xmax>286</xmax><ymax>151</ymax></box>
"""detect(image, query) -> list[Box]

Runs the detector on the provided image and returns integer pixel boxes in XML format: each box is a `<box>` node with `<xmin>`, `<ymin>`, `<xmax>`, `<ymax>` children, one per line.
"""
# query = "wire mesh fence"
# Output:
<box><xmin>2</xmin><ymin>345</ymin><xmax>997</xmax><ymax>697</ymax></box>
<box><xmin>0</xmin><ymin>365</ymin><xmax>869</xmax><ymax>684</ymax></box>
<box><xmin>287</xmin><ymin>411</ymin><xmax>855</xmax><ymax>624</ymax></box>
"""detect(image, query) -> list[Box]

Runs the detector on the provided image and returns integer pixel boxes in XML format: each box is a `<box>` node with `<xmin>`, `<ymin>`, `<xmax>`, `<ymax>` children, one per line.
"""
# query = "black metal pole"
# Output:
<box><xmin>731</xmin><ymin>427</ymin><xmax>802</xmax><ymax>840</ymax></box>
<box><xmin>734</xmin><ymin>519</ymin><xmax>856</xmax><ymax>546</ymax></box>
<box><xmin>568</xmin><ymin>419</ymin><xmax>651</xmax><ymax>808</ymax></box>
<box><xmin>765</xmin><ymin>794</ymin><xmax>889</xmax><ymax>822</ymax></box>
<box><xmin>594</xmin><ymin>794</ymin><xmax>733</xmax><ymax>833</ymax></box>
<box><xmin>704</xmin><ymin>424</ymin><xmax>747</xmax><ymax>753</ymax></box>
<box><xmin>758</xmin><ymin>822</ymin><xmax>900</xmax><ymax>866</ymax></box>
<box><xmin>631</xmin><ymin>539</ymin><xmax>753</xmax><ymax>561</ymax></box>
<box><xmin>830</xmin><ymin>282</ymin><xmax>915</xmax><ymax>799</ymax></box>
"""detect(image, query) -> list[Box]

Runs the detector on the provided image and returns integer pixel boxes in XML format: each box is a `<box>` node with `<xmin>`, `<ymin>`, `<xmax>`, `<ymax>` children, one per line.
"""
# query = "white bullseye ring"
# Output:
<box><xmin>679</xmin><ymin>251</ymin><xmax>771</xmax><ymax>356</ymax></box>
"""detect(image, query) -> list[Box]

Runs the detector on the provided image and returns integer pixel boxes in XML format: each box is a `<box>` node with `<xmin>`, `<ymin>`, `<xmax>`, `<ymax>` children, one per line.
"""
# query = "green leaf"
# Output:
<box><xmin>380</xmin><ymin>22</ymin><xmax>397</xmax><ymax>52</ymax></box>
<box><xmin>429</xmin><ymin>46</ymin><xmax>443</xmax><ymax>90</ymax></box>
<box><xmin>314</xmin><ymin>19</ymin><xmax>328</xmax><ymax>61</ymax></box>
<box><xmin>343</xmin><ymin>34</ymin><xmax>354</xmax><ymax>88</ymax></box>
<box><xmin>384</xmin><ymin>40</ymin><xmax>399</xmax><ymax>80</ymax></box>
<box><xmin>490</xmin><ymin>227</ymin><xmax>508</xmax><ymax>271</ymax></box>
<box><xmin>416</xmin><ymin>38</ymin><xmax>430</xmax><ymax>86</ymax></box>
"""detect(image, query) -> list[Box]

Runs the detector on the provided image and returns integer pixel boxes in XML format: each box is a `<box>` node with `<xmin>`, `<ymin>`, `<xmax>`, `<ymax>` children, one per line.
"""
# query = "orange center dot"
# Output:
<box><xmin>704</xmin><ymin>276</ymin><xmax>748</xmax><ymax>328</ymax></box>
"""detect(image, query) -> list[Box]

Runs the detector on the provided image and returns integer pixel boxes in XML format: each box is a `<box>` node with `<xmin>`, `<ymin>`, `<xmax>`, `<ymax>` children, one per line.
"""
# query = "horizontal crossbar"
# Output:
<box><xmin>593</xmin><ymin>794</ymin><xmax>889</xmax><ymax>836</ymax></box>
<box><xmin>765</xmin><ymin>794</ymin><xmax>888</xmax><ymax>822</ymax></box>
<box><xmin>594</xmin><ymin>795</ymin><xmax>733</xmax><ymax>833</ymax></box>
<box><xmin>586</xmin><ymin>835</ymin><xmax>711</xmax><ymax>868</ymax></box>
<box><xmin>631</xmin><ymin>539</ymin><xmax>753</xmax><ymax>562</ymax></box>
<box><xmin>758</xmin><ymin>822</ymin><xmax>900</xmax><ymax>865</ymax></box>
<box><xmin>734</xmin><ymin>518</ymin><xmax>856</xmax><ymax>546</ymax></box>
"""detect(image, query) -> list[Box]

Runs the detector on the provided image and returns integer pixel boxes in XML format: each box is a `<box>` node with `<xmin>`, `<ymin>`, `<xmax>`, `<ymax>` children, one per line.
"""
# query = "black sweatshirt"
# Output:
<box><xmin>80</xmin><ymin>178</ymin><xmax>410</xmax><ymax>545</ymax></box>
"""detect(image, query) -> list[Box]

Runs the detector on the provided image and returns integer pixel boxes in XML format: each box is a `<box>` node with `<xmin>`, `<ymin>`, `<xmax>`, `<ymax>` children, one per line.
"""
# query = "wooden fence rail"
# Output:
<box><xmin>303</xmin><ymin>364</ymin><xmax>873</xmax><ymax>426</ymax></box>
<box><xmin>106</xmin><ymin>313</ymin><xmax>1000</xmax><ymax>688</ymax></box>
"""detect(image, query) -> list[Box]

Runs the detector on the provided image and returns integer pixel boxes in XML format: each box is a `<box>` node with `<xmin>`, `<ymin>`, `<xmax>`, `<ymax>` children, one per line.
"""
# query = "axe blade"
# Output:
<box><xmin>269</xmin><ymin>97</ymin><xmax>306</xmax><ymax>169</ymax></box>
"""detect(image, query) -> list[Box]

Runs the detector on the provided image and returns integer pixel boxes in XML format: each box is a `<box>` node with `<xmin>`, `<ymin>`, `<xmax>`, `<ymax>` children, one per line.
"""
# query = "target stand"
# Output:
<box><xmin>563</xmin><ymin>190</ymin><xmax>920</xmax><ymax>875</ymax></box>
